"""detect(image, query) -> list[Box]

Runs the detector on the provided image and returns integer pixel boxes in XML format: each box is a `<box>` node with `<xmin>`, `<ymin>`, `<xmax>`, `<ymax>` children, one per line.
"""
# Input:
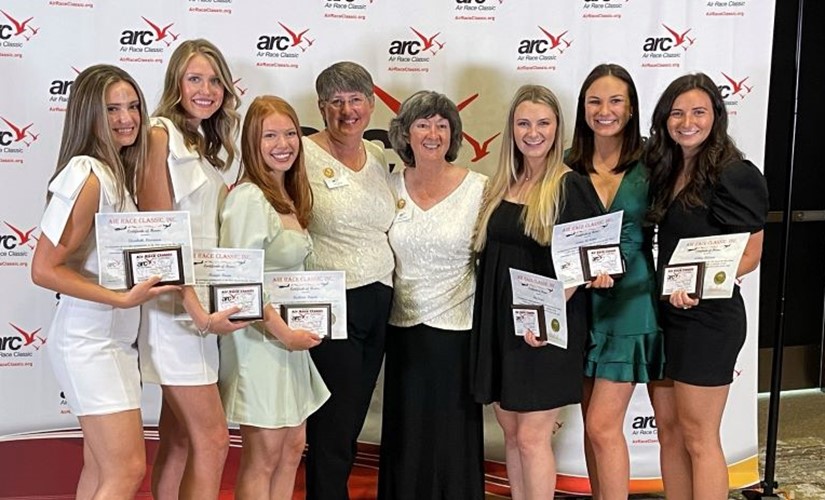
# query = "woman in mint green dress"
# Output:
<box><xmin>567</xmin><ymin>64</ymin><xmax>666</xmax><ymax>500</ymax></box>
<box><xmin>218</xmin><ymin>96</ymin><xmax>329</xmax><ymax>499</ymax></box>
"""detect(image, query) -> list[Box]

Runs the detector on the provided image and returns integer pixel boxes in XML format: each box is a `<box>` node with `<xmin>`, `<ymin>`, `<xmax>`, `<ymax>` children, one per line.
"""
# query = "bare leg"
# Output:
<box><xmin>235</xmin><ymin>425</ymin><xmax>285</xmax><ymax>499</ymax></box>
<box><xmin>76</xmin><ymin>439</ymin><xmax>100</xmax><ymax>500</ymax></box>
<box><xmin>515</xmin><ymin>409</ymin><xmax>560</xmax><ymax>500</ymax></box>
<box><xmin>151</xmin><ymin>398</ymin><xmax>189</xmax><ymax>500</ymax></box>
<box><xmin>78</xmin><ymin>409</ymin><xmax>146</xmax><ymax>500</ymax></box>
<box><xmin>674</xmin><ymin>381</ymin><xmax>731</xmax><ymax>500</ymax></box>
<box><xmin>648</xmin><ymin>379</ymin><xmax>692</xmax><ymax>500</ymax></box>
<box><xmin>585</xmin><ymin>378</ymin><xmax>636</xmax><ymax>500</ymax></box>
<box><xmin>580</xmin><ymin>377</ymin><xmax>599</xmax><ymax>499</ymax></box>
<box><xmin>162</xmin><ymin>384</ymin><xmax>230</xmax><ymax>500</ymax></box>
<box><xmin>270</xmin><ymin>424</ymin><xmax>307</xmax><ymax>499</ymax></box>
<box><xmin>494</xmin><ymin>404</ymin><xmax>526</xmax><ymax>500</ymax></box>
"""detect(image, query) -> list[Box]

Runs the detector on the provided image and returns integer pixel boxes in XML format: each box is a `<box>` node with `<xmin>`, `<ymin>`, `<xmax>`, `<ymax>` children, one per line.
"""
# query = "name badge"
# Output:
<box><xmin>324</xmin><ymin>176</ymin><xmax>349</xmax><ymax>189</ymax></box>
<box><xmin>394</xmin><ymin>209</ymin><xmax>412</xmax><ymax>223</ymax></box>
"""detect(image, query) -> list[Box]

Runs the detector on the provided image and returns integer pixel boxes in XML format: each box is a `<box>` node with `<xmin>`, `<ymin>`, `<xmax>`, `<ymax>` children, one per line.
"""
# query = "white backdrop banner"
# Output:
<box><xmin>0</xmin><ymin>0</ymin><xmax>773</xmax><ymax>494</ymax></box>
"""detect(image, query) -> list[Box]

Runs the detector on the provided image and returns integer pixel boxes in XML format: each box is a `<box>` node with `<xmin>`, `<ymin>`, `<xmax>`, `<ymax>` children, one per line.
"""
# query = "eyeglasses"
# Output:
<box><xmin>324</xmin><ymin>95</ymin><xmax>368</xmax><ymax>110</ymax></box>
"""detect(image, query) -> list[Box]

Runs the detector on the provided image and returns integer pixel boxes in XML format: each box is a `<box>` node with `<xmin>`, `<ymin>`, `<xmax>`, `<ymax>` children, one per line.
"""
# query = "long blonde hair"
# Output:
<box><xmin>153</xmin><ymin>39</ymin><xmax>240</xmax><ymax>171</ymax></box>
<box><xmin>49</xmin><ymin>64</ymin><xmax>149</xmax><ymax>208</ymax></box>
<box><xmin>475</xmin><ymin>84</ymin><xmax>568</xmax><ymax>250</ymax></box>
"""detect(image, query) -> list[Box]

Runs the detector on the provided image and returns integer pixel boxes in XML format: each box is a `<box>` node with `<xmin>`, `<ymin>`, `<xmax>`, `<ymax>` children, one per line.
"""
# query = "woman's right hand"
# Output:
<box><xmin>280</xmin><ymin>328</ymin><xmax>323</xmax><ymax>351</ymax></box>
<box><xmin>117</xmin><ymin>275</ymin><xmax>180</xmax><ymax>308</ymax></box>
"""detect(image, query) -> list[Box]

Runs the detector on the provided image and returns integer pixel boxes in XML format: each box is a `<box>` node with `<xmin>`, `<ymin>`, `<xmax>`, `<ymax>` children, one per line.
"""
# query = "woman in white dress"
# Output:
<box><xmin>31</xmin><ymin>64</ymin><xmax>179</xmax><ymax>499</ymax></box>
<box><xmin>136</xmin><ymin>39</ymin><xmax>246</xmax><ymax>499</ymax></box>
<box><xmin>219</xmin><ymin>95</ymin><xmax>329</xmax><ymax>499</ymax></box>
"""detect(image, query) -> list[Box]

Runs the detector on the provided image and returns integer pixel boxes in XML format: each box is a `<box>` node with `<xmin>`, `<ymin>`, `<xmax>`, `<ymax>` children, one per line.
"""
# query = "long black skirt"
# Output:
<box><xmin>377</xmin><ymin>323</ymin><xmax>485</xmax><ymax>500</ymax></box>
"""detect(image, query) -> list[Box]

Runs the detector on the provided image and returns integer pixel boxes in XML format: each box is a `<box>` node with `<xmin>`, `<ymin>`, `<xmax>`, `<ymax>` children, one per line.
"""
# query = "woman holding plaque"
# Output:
<box><xmin>302</xmin><ymin>61</ymin><xmax>395</xmax><ymax>500</ymax></box>
<box><xmin>31</xmin><ymin>65</ymin><xmax>180</xmax><ymax>498</ymax></box>
<box><xmin>136</xmin><ymin>39</ymin><xmax>247</xmax><ymax>499</ymax></box>
<box><xmin>378</xmin><ymin>91</ymin><xmax>486</xmax><ymax>500</ymax></box>
<box><xmin>645</xmin><ymin>73</ymin><xmax>768</xmax><ymax>499</ymax></box>
<box><xmin>219</xmin><ymin>95</ymin><xmax>329</xmax><ymax>499</ymax></box>
<box><xmin>567</xmin><ymin>64</ymin><xmax>665</xmax><ymax>499</ymax></box>
<box><xmin>469</xmin><ymin>84</ymin><xmax>600</xmax><ymax>498</ymax></box>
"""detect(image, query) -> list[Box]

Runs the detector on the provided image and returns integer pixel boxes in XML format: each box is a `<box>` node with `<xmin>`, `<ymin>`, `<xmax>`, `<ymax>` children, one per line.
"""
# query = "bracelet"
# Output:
<box><xmin>197</xmin><ymin>315</ymin><xmax>212</xmax><ymax>336</ymax></box>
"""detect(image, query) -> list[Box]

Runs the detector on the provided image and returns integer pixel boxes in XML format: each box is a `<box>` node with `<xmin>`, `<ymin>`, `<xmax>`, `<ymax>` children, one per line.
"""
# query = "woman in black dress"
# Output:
<box><xmin>645</xmin><ymin>73</ymin><xmax>768</xmax><ymax>500</ymax></box>
<box><xmin>470</xmin><ymin>84</ymin><xmax>599</xmax><ymax>498</ymax></box>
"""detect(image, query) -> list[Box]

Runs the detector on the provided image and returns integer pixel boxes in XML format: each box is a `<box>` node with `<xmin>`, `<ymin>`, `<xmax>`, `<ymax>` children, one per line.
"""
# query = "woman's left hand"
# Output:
<box><xmin>586</xmin><ymin>272</ymin><xmax>614</xmax><ymax>289</ymax></box>
<box><xmin>669</xmin><ymin>289</ymin><xmax>700</xmax><ymax>310</ymax></box>
<box><xmin>524</xmin><ymin>329</ymin><xmax>547</xmax><ymax>348</ymax></box>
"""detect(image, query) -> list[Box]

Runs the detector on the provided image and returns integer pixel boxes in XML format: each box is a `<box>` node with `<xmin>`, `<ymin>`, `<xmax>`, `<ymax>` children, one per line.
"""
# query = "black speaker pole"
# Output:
<box><xmin>744</xmin><ymin>0</ymin><xmax>805</xmax><ymax>498</ymax></box>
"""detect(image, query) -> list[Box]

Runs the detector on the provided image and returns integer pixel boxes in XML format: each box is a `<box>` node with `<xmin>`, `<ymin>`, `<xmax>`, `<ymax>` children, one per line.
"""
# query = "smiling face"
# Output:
<box><xmin>105</xmin><ymin>80</ymin><xmax>141</xmax><ymax>150</ymax></box>
<box><xmin>513</xmin><ymin>100</ymin><xmax>557</xmax><ymax>166</ymax></box>
<box><xmin>179</xmin><ymin>54</ymin><xmax>225</xmax><ymax>128</ymax></box>
<box><xmin>667</xmin><ymin>88</ymin><xmax>714</xmax><ymax>158</ymax></box>
<box><xmin>319</xmin><ymin>91</ymin><xmax>374</xmax><ymax>141</ymax></box>
<box><xmin>259</xmin><ymin>111</ymin><xmax>300</xmax><ymax>180</ymax></box>
<box><xmin>584</xmin><ymin>75</ymin><xmax>632</xmax><ymax>140</ymax></box>
<box><xmin>408</xmin><ymin>114</ymin><xmax>451</xmax><ymax>164</ymax></box>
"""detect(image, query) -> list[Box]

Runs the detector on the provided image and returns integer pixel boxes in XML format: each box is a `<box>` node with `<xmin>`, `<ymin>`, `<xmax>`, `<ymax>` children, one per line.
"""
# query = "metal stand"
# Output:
<box><xmin>742</xmin><ymin>1</ymin><xmax>805</xmax><ymax>498</ymax></box>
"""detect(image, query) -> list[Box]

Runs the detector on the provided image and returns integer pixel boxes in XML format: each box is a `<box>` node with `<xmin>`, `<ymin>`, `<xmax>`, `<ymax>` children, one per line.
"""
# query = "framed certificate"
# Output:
<box><xmin>511</xmin><ymin>304</ymin><xmax>547</xmax><ymax>342</ymax></box>
<box><xmin>660</xmin><ymin>262</ymin><xmax>705</xmax><ymax>300</ymax></box>
<box><xmin>580</xmin><ymin>244</ymin><xmax>625</xmax><ymax>280</ymax></box>
<box><xmin>209</xmin><ymin>283</ymin><xmax>264</xmax><ymax>321</ymax></box>
<box><xmin>280</xmin><ymin>303</ymin><xmax>332</xmax><ymax>338</ymax></box>
<box><xmin>123</xmin><ymin>246</ymin><xmax>185</xmax><ymax>288</ymax></box>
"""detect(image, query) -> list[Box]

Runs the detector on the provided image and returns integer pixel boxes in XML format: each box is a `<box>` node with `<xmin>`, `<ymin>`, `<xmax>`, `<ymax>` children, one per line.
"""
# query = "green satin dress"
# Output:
<box><xmin>583</xmin><ymin>162</ymin><xmax>665</xmax><ymax>383</ymax></box>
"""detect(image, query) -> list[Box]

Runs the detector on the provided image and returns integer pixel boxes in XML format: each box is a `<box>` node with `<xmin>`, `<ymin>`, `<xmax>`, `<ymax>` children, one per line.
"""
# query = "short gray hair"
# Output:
<box><xmin>388</xmin><ymin>90</ymin><xmax>463</xmax><ymax>167</ymax></box>
<box><xmin>315</xmin><ymin>61</ymin><xmax>375</xmax><ymax>102</ymax></box>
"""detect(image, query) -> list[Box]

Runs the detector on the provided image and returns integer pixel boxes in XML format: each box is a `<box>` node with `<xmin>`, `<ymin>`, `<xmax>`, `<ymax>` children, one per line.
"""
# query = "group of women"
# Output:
<box><xmin>30</xmin><ymin>35</ymin><xmax>768</xmax><ymax>500</ymax></box>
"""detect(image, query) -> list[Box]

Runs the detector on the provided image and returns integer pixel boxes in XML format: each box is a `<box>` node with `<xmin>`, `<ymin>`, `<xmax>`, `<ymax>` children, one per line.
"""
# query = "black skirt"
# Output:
<box><xmin>378</xmin><ymin>323</ymin><xmax>484</xmax><ymax>500</ymax></box>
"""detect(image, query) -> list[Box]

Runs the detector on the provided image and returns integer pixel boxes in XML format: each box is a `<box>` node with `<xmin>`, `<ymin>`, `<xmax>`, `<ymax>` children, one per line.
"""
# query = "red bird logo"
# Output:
<box><xmin>538</xmin><ymin>26</ymin><xmax>569</xmax><ymax>52</ymax></box>
<box><xmin>373</xmin><ymin>86</ymin><xmax>478</xmax><ymax>116</ymax></box>
<box><xmin>662</xmin><ymin>24</ymin><xmax>695</xmax><ymax>50</ymax></box>
<box><xmin>462</xmin><ymin>132</ymin><xmax>501</xmax><ymax>162</ymax></box>
<box><xmin>141</xmin><ymin>17</ymin><xmax>179</xmax><ymax>46</ymax></box>
<box><xmin>0</xmin><ymin>117</ymin><xmax>34</xmax><ymax>143</ymax></box>
<box><xmin>9</xmin><ymin>323</ymin><xmax>42</xmax><ymax>347</ymax></box>
<box><xmin>278</xmin><ymin>22</ymin><xmax>313</xmax><ymax>51</ymax></box>
<box><xmin>0</xmin><ymin>10</ymin><xmax>34</xmax><ymax>36</ymax></box>
<box><xmin>4</xmin><ymin>222</ymin><xmax>38</xmax><ymax>248</ymax></box>
<box><xmin>233</xmin><ymin>78</ymin><xmax>248</xmax><ymax>96</ymax></box>
<box><xmin>721</xmin><ymin>72</ymin><xmax>752</xmax><ymax>99</ymax></box>
<box><xmin>409</xmin><ymin>27</ymin><xmax>444</xmax><ymax>56</ymax></box>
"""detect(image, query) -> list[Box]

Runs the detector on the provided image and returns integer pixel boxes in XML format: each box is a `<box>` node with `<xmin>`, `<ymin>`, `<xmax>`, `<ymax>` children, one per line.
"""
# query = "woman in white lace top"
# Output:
<box><xmin>301</xmin><ymin>61</ymin><xmax>395</xmax><ymax>500</ymax></box>
<box><xmin>377</xmin><ymin>91</ymin><xmax>487</xmax><ymax>500</ymax></box>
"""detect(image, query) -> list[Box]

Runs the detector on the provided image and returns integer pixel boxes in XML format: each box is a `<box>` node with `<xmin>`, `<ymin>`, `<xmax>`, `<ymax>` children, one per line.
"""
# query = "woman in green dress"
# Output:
<box><xmin>567</xmin><ymin>64</ymin><xmax>666</xmax><ymax>499</ymax></box>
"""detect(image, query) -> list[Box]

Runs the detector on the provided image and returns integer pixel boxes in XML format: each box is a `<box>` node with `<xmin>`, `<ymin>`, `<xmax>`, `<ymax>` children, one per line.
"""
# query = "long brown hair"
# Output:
<box><xmin>49</xmin><ymin>64</ymin><xmax>149</xmax><ymax>208</ymax></box>
<box><xmin>567</xmin><ymin>63</ymin><xmax>643</xmax><ymax>175</ymax></box>
<box><xmin>153</xmin><ymin>39</ymin><xmax>240</xmax><ymax>171</ymax></box>
<box><xmin>645</xmin><ymin>73</ymin><xmax>743</xmax><ymax>223</ymax></box>
<box><xmin>238</xmin><ymin>96</ymin><xmax>312</xmax><ymax>227</ymax></box>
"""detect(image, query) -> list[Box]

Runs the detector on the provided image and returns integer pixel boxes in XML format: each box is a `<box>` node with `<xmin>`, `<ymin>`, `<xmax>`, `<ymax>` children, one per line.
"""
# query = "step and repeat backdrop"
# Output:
<box><xmin>0</xmin><ymin>0</ymin><xmax>773</xmax><ymax>494</ymax></box>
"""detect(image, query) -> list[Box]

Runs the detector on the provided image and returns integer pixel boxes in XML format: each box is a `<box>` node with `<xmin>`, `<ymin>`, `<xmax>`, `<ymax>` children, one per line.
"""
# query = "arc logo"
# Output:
<box><xmin>1</xmin><ymin>323</ymin><xmax>45</xmax><ymax>357</ymax></box>
<box><xmin>517</xmin><ymin>26</ymin><xmax>572</xmax><ymax>60</ymax></box>
<box><xmin>643</xmin><ymin>24</ymin><xmax>695</xmax><ymax>54</ymax></box>
<box><xmin>0</xmin><ymin>9</ymin><xmax>39</xmax><ymax>43</ymax></box>
<box><xmin>388</xmin><ymin>27</ymin><xmax>445</xmax><ymax>64</ymax></box>
<box><xmin>255</xmin><ymin>22</ymin><xmax>314</xmax><ymax>67</ymax></box>
<box><xmin>455</xmin><ymin>0</ymin><xmax>503</xmax><ymax>14</ymax></box>
<box><xmin>119</xmin><ymin>16</ymin><xmax>180</xmax><ymax>54</ymax></box>
<box><xmin>631</xmin><ymin>415</ymin><xmax>657</xmax><ymax>435</ymax></box>
<box><xmin>1</xmin><ymin>116</ymin><xmax>40</xmax><ymax>151</ymax></box>
<box><xmin>718</xmin><ymin>72</ymin><xmax>753</xmax><ymax>101</ymax></box>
